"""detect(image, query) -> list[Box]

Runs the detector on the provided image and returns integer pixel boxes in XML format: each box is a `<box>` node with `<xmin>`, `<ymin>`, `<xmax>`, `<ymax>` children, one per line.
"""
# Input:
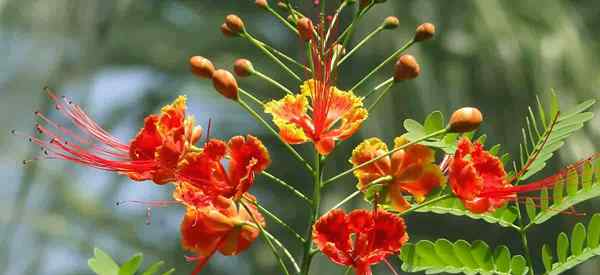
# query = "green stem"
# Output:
<box><xmin>350</xmin><ymin>39</ymin><xmax>415</xmax><ymax>92</ymax></box>
<box><xmin>363</xmin><ymin>77</ymin><xmax>393</xmax><ymax>99</ymax></box>
<box><xmin>259</xmin><ymin>41</ymin><xmax>310</xmax><ymax>72</ymax></box>
<box><xmin>324</xmin><ymin>1</ymin><xmax>348</xmax><ymax>47</ymax></box>
<box><xmin>325</xmin><ymin>175</ymin><xmax>393</xmax><ymax>213</ymax></box>
<box><xmin>241</xmin><ymin>201</ymin><xmax>291</xmax><ymax>275</ymax></box>
<box><xmin>397</xmin><ymin>194</ymin><xmax>452</xmax><ymax>216</ymax></box>
<box><xmin>262</xmin><ymin>171</ymin><xmax>312</xmax><ymax>205</ymax></box>
<box><xmin>254</xmin><ymin>201</ymin><xmax>306</xmax><ymax>243</ymax></box>
<box><xmin>343</xmin><ymin>267</ymin><xmax>352</xmax><ymax>275</ymax></box>
<box><xmin>367</xmin><ymin>81</ymin><xmax>395</xmax><ymax>112</ymax></box>
<box><xmin>323</xmin><ymin>128</ymin><xmax>448</xmax><ymax>187</ymax></box>
<box><xmin>339</xmin><ymin>25</ymin><xmax>384</xmax><ymax>65</ymax></box>
<box><xmin>243</xmin><ymin>32</ymin><xmax>302</xmax><ymax>81</ymax></box>
<box><xmin>516</xmin><ymin>201</ymin><xmax>536</xmax><ymax>275</ymax></box>
<box><xmin>253</xmin><ymin>69</ymin><xmax>294</xmax><ymax>95</ymax></box>
<box><xmin>237</xmin><ymin>98</ymin><xmax>312</xmax><ymax>173</ymax></box>
<box><xmin>239</xmin><ymin>87</ymin><xmax>265</xmax><ymax>107</ymax></box>
<box><xmin>266</xmin><ymin>6</ymin><xmax>299</xmax><ymax>35</ymax></box>
<box><xmin>262</xmin><ymin>230</ymin><xmax>301</xmax><ymax>273</ymax></box>
<box><xmin>300</xmin><ymin>152</ymin><xmax>323</xmax><ymax>275</ymax></box>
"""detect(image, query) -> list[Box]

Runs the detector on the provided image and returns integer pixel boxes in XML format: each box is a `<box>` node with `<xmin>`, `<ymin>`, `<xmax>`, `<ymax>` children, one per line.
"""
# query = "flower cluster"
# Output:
<box><xmin>23</xmin><ymin>91</ymin><xmax>269</xmax><ymax>274</ymax></box>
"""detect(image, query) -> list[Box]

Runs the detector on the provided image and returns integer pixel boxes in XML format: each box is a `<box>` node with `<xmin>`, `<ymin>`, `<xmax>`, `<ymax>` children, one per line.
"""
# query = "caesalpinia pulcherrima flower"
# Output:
<box><xmin>176</xmin><ymin>135</ymin><xmax>271</xmax><ymax>204</ymax></box>
<box><xmin>313</xmin><ymin>209</ymin><xmax>409</xmax><ymax>275</ymax></box>
<box><xmin>28</xmin><ymin>91</ymin><xmax>201</xmax><ymax>185</ymax></box>
<box><xmin>350</xmin><ymin>137</ymin><xmax>446</xmax><ymax>210</ymax></box>
<box><xmin>264</xmin><ymin>21</ymin><xmax>367</xmax><ymax>155</ymax></box>
<box><xmin>175</xmin><ymin>184</ymin><xmax>265</xmax><ymax>275</ymax></box>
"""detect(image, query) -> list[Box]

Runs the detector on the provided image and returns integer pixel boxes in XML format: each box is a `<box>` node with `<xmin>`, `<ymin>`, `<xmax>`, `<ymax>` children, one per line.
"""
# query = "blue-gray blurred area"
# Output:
<box><xmin>1</xmin><ymin>1</ymin><xmax>599</xmax><ymax>274</ymax></box>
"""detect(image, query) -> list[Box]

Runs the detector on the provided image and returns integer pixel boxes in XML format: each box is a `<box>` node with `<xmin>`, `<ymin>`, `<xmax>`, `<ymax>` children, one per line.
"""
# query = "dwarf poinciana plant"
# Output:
<box><xmin>15</xmin><ymin>1</ymin><xmax>600</xmax><ymax>275</ymax></box>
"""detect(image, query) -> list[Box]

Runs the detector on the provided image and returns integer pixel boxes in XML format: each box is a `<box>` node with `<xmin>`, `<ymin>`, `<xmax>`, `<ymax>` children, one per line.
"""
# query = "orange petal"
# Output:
<box><xmin>391</xmin><ymin>137</ymin><xmax>435</xmax><ymax>175</ymax></box>
<box><xmin>350</xmin><ymin>138</ymin><xmax>391</xmax><ymax>189</ymax></box>
<box><xmin>264</xmin><ymin>94</ymin><xmax>311</xmax><ymax>144</ymax></box>
<box><xmin>158</xmin><ymin>95</ymin><xmax>187</xmax><ymax>133</ymax></box>
<box><xmin>394</xmin><ymin>164</ymin><xmax>445</xmax><ymax>203</ymax></box>
<box><xmin>129</xmin><ymin>114</ymin><xmax>162</xmax><ymax>161</ymax></box>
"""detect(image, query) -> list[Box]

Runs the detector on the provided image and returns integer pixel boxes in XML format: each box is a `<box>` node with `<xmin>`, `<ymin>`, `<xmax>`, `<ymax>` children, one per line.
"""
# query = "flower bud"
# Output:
<box><xmin>225</xmin><ymin>14</ymin><xmax>245</xmax><ymax>34</ymax></box>
<box><xmin>255</xmin><ymin>0</ymin><xmax>268</xmax><ymax>9</ymax></box>
<box><xmin>383</xmin><ymin>16</ymin><xmax>399</xmax><ymax>29</ymax></box>
<box><xmin>394</xmin><ymin>54</ymin><xmax>420</xmax><ymax>81</ymax></box>
<box><xmin>212</xmin><ymin>69</ymin><xmax>239</xmax><ymax>100</ymax></box>
<box><xmin>277</xmin><ymin>1</ymin><xmax>287</xmax><ymax>8</ymax></box>
<box><xmin>297</xmin><ymin>18</ymin><xmax>314</xmax><ymax>41</ymax></box>
<box><xmin>221</xmin><ymin>23</ymin><xmax>236</xmax><ymax>37</ymax></box>
<box><xmin>448</xmin><ymin>107</ymin><xmax>483</xmax><ymax>133</ymax></box>
<box><xmin>233</xmin><ymin>58</ymin><xmax>254</xmax><ymax>77</ymax></box>
<box><xmin>189</xmin><ymin>56</ymin><xmax>215</xmax><ymax>79</ymax></box>
<box><xmin>414</xmin><ymin>22</ymin><xmax>435</xmax><ymax>42</ymax></box>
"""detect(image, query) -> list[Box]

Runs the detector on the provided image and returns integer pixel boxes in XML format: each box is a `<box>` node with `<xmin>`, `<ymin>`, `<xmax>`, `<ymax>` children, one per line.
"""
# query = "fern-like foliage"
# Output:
<box><xmin>403</xmin><ymin>111</ymin><xmax>460</xmax><ymax>154</ymax></box>
<box><xmin>399</xmin><ymin>239</ymin><xmax>528</xmax><ymax>275</ymax></box>
<box><xmin>88</xmin><ymin>248</ymin><xmax>175</xmax><ymax>275</ymax></box>
<box><xmin>540</xmin><ymin>214</ymin><xmax>600</xmax><ymax>275</ymax></box>
<box><xmin>513</xmin><ymin>92</ymin><xmax>595</xmax><ymax>181</ymax></box>
<box><xmin>524</xmin><ymin>157</ymin><xmax>600</xmax><ymax>228</ymax></box>
<box><xmin>415</xmin><ymin>197</ymin><xmax>520</xmax><ymax>230</ymax></box>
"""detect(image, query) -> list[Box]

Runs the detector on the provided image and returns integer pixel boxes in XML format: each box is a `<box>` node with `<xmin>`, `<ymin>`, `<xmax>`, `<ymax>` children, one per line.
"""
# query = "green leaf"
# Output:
<box><xmin>570</xmin><ymin>223</ymin><xmax>586</xmax><ymax>256</ymax></box>
<box><xmin>142</xmin><ymin>261</ymin><xmax>164</xmax><ymax>275</ymax></box>
<box><xmin>514</xmin><ymin>92</ymin><xmax>595</xmax><ymax>181</ymax></box>
<box><xmin>542</xmin><ymin>215</ymin><xmax>600</xmax><ymax>275</ymax></box>
<box><xmin>404</xmin><ymin>119</ymin><xmax>426</xmax><ymax>137</ymax></box>
<box><xmin>525</xmin><ymin>198</ymin><xmax>536</xmax><ymax>221</ymax></box>
<box><xmin>119</xmin><ymin>253</ymin><xmax>143</xmax><ymax>275</ymax></box>
<box><xmin>542</xmin><ymin>244</ymin><xmax>553</xmax><ymax>272</ymax></box>
<box><xmin>399</xmin><ymin>239</ymin><xmax>526</xmax><ymax>275</ymax></box>
<box><xmin>161</xmin><ymin>269</ymin><xmax>175</xmax><ymax>275</ymax></box>
<box><xmin>527</xmin><ymin>158</ymin><xmax>600</xmax><ymax>226</ymax></box>
<box><xmin>415</xmin><ymin>197</ymin><xmax>519</xmax><ymax>229</ymax></box>
<box><xmin>424</xmin><ymin>111</ymin><xmax>445</xmax><ymax>134</ymax></box>
<box><xmin>557</xmin><ymin>233</ymin><xmax>569</xmax><ymax>263</ymax></box>
<box><xmin>88</xmin><ymin>248</ymin><xmax>119</xmax><ymax>275</ymax></box>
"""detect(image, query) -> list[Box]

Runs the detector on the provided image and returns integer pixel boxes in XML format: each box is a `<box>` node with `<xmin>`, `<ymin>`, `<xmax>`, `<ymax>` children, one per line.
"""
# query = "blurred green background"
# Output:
<box><xmin>1</xmin><ymin>0</ymin><xmax>599</xmax><ymax>274</ymax></box>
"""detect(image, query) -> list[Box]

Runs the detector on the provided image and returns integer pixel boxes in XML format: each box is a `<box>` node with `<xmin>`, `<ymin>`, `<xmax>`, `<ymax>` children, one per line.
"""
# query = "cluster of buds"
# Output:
<box><xmin>190</xmin><ymin>56</ymin><xmax>239</xmax><ymax>100</ymax></box>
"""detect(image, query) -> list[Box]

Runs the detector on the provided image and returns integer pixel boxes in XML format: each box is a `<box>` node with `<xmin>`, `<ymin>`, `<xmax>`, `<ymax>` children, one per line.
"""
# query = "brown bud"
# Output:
<box><xmin>394</xmin><ymin>54</ymin><xmax>420</xmax><ymax>81</ymax></box>
<box><xmin>448</xmin><ymin>107</ymin><xmax>483</xmax><ymax>133</ymax></box>
<box><xmin>225</xmin><ymin>14</ymin><xmax>245</xmax><ymax>34</ymax></box>
<box><xmin>233</xmin><ymin>58</ymin><xmax>254</xmax><ymax>77</ymax></box>
<box><xmin>414</xmin><ymin>22</ymin><xmax>435</xmax><ymax>42</ymax></box>
<box><xmin>255</xmin><ymin>0</ymin><xmax>268</xmax><ymax>9</ymax></box>
<box><xmin>212</xmin><ymin>70</ymin><xmax>239</xmax><ymax>100</ymax></box>
<box><xmin>383</xmin><ymin>16</ymin><xmax>399</xmax><ymax>29</ymax></box>
<box><xmin>189</xmin><ymin>56</ymin><xmax>215</xmax><ymax>79</ymax></box>
<box><xmin>221</xmin><ymin>23</ymin><xmax>236</xmax><ymax>37</ymax></box>
<box><xmin>297</xmin><ymin>17</ymin><xmax>314</xmax><ymax>41</ymax></box>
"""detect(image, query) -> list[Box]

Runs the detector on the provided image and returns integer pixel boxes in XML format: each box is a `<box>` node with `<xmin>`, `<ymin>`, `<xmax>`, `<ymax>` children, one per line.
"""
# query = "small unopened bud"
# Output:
<box><xmin>221</xmin><ymin>23</ymin><xmax>236</xmax><ymax>37</ymax></box>
<box><xmin>297</xmin><ymin>18</ymin><xmax>314</xmax><ymax>41</ymax></box>
<box><xmin>383</xmin><ymin>16</ymin><xmax>399</xmax><ymax>29</ymax></box>
<box><xmin>448</xmin><ymin>107</ymin><xmax>483</xmax><ymax>133</ymax></box>
<box><xmin>191</xmin><ymin>126</ymin><xmax>203</xmax><ymax>144</ymax></box>
<box><xmin>212</xmin><ymin>69</ymin><xmax>239</xmax><ymax>100</ymax></box>
<box><xmin>225</xmin><ymin>14</ymin><xmax>245</xmax><ymax>34</ymax></box>
<box><xmin>189</xmin><ymin>56</ymin><xmax>215</xmax><ymax>79</ymax></box>
<box><xmin>394</xmin><ymin>54</ymin><xmax>420</xmax><ymax>81</ymax></box>
<box><xmin>277</xmin><ymin>1</ymin><xmax>287</xmax><ymax>8</ymax></box>
<box><xmin>233</xmin><ymin>59</ymin><xmax>254</xmax><ymax>77</ymax></box>
<box><xmin>414</xmin><ymin>22</ymin><xmax>435</xmax><ymax>42</ymax></box>
<box><xmin>255</xmin><ymin>0</ymin><xmax>268</xmax><ymax>9</ymax></box>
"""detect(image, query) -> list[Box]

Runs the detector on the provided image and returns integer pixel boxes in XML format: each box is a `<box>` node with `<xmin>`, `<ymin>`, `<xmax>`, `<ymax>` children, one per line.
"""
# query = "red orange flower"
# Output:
<box><xmin>265</xmin><ymin>80</ymin><xmax>367</xmax><ymax>155</ymax></box>
<box><xmin>313</xmin><ymin>209</ymin><xmax>408</xmax><ymax>275</ymax></box>
<box><xmin>176</xmin><ymin>135</ymin><xmax>270</xmax><ymax>204</ymax></box>
<box><xmin>176</xmin><ymin>186</ymin><xmax>264</xmax><ymax>275</ymax></box>
<box><xmin>350</xmin><ymin>137</ymin><xmax>446</xmax><ymax>210</ymax></box>
<box><xmin>30</xmin><ymin>92</ymin><xmax>200</xmax><ymax>185</ymax></box>
<box><xmin>448</xmin><ymin>137</ymin><xmax>514</xmax><ymax>213</ymax></box>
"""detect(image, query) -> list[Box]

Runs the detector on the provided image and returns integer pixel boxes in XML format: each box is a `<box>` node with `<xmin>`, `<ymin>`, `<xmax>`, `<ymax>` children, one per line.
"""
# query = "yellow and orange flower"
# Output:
<box><xmin>176</xmin><ymin>185</ymin><xmax>264</xmax><ymax>275</ymax></box>
<box><xmin>175</xmin><ymin>135</ymin><xmax>270</xmax><ymax>204</ymax></box>
<box><xmin>265</xmin><ymin>79</ymin><xmax>367</xmax><ymax>155</ymax></box>
<box><xmin>350</xmin><ymin>137</ymin><xmax>446</xmax><ymax>211</ymax></box>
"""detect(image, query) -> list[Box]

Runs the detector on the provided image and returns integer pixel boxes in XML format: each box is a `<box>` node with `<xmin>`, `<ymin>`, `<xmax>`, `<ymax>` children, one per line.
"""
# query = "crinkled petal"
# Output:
<box><xmin>313</xmin><ymin>209</ymin><xmax>353</xmax><ymax>266</ymax></box>
<box><xmin>394</xmin><ymin>164</ymin><xmax>446</xmax><ymax>203</ymax></box>
<box><xmin>350</xmin><ymin>138</ymin><xmax>392</xmax><ymax>190</ymax></box>
<box><xmin>265</xmin><ymin>94</ymin><xmax>312</xmax><ymax>144</ymax></box>
<box><xmin>158</xmin><ymin>95</ymin><xmax>187</xmax><ymax>133</ymax></box>
<box><xmin>227</xmin><ymin>135</ymin><xmax>271</xmax><ymax>197</ymax></box>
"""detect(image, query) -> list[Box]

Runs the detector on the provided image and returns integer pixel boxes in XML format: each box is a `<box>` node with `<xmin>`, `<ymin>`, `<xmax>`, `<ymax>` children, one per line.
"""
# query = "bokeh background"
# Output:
<box><xmin>1</xmin><ymin>1</ymin><xmax>599</xmax><ymax>274</ymax></box>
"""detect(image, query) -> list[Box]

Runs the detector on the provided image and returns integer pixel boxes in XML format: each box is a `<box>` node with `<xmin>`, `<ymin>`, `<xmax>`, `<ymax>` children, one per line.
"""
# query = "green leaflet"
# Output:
<box><xmin>402</xmin><ymin>111</ymin><xmax>460</xmax><ymax>154</ymax></box>
<box><xmin>525</xmin><ymin>158</ymin><xmax>600</xmax><ymax>227</ymax></box>
<box><xmin>400</xmin><ymin>239</ymin><xmax>528</xmax><ymax>275</ymax></box>
<box><xmin>414</xmin><ymin>197</ymin><xmax>520</xmax><ymax>230</ymax></box>
<box><xmin>88</xmin><ymin>248</ymin><xmax>175</xmax><ymax>275</ymax></box>
<box><xmin>541</xmin><ymin>214</ymin><xmax>600</xmax><ymax>275</ymax></box>
<box><xmin>514</xmin><ymin>92</ymin><xmax>595</xmax><ymax>181</ymax></box>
